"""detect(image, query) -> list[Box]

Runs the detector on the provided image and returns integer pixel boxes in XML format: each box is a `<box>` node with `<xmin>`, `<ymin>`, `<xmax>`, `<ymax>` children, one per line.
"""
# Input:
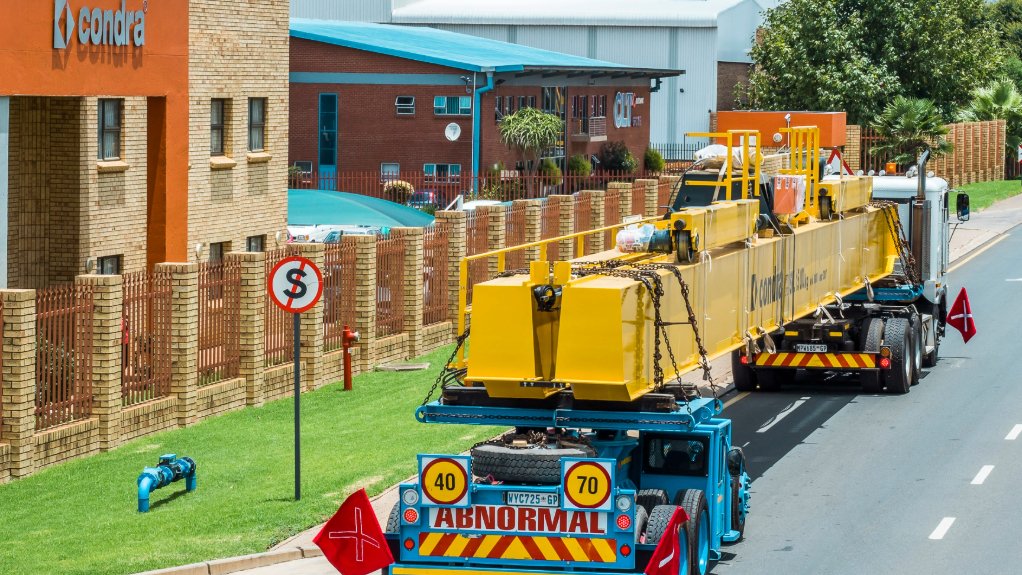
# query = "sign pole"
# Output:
<box><xmin>294</xmin><ymin>311</ymin><xmax>301</xmax><ymax>501</ymax></box>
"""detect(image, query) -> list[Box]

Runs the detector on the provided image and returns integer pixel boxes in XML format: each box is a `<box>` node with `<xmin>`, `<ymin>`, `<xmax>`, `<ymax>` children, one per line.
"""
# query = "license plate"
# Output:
<box><xmin>503</xmin><ymin>491</ymin><xmax>560</xmax><ymax>507</ymax></box>
<box><xmin>795</xmin><ymin>344</ymin><xmax>827</xmax><ymax>353</ymax></box>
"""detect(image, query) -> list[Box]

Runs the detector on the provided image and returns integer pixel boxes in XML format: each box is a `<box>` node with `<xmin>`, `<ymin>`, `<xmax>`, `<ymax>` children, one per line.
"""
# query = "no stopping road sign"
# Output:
<box><xmin>268</xmin><ymin>256</ymin><xmax>323</xmax><ymax>314</ymax></box>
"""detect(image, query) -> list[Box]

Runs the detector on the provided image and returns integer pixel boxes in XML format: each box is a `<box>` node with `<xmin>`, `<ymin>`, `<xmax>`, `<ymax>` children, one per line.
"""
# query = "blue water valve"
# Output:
<box><xmin>137</xmin><ymin>453</ymin><xmax>197</xmax><ymax>512</ymax></box>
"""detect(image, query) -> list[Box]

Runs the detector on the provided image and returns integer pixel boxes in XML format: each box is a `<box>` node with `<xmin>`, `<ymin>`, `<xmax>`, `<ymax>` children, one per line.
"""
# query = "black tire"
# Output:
<box><xmin>859</xmin><ymin>318</ymin><xmax>884</xmax><ymax>393</ymax></box>
<box><xmin>644</xmin><ymin>504</ymin><xmax>682</xmax><ymax>545</ymax></box>
<box><xmin>820</xmin><ymin>195</ymin><xmax>833</xmax><ymax>220</ymax></box>
<box><xmin>634</xmin><ymin>506</ymin><xmax>649</xmax><ymax>545</ymax></box>
<box><xmin>636</xmin><ymin>488</ymin><xmax>670</xmax><ymax>517</ymax></box>
<box><xmin>756</xmin><ymin>368</ymin><xmax>793</xmax><ymax>391</ymax></box>
<box><xmin>386</xmin><ymin>502</ymin><xmax>400</xmax><ymax>533</ymax></box>
<box><xmin>882</xmin><ymin>318</ymin><xmax>912</xmax><ymax>394</ymax></box>
<box><xmin>730</xmin><ymin>477</ymin><xmax>745</xmax><ymax>541</ymax></box>
<box><xmin>923</xmin><ymin>316</ymin><xmax>940</xmax><ymax>367</ymax></box>
<box><xmin>908</xmin><ymin>313</ymin><xmax>923</xmax><ymax>385</ymax></box>
<box><xmin>731</xmin><ymin>349</ymin><xmax>757</xmax><ymax>392</ymax></box>
<box><xmin>470</xmin><ymin>443</ymin><xmax>595</xmax><ymax>484</ymax></box>
<box><xmin>675</xmin><ymin>489</ymin><xmax>710</xmax><ymax>575</ymax></box>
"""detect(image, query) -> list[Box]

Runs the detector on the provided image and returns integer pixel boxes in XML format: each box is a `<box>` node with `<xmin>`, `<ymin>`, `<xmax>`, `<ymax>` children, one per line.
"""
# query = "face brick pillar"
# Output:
<box><xmin>579</xmin><ymin>190</ymin><xmax>605</xmax><ymax>253</ymax></box>
<box><xmin>434</xmin><ymin>211</ymin><xmax>466</xmax><ymax>337</ymax></box>
<box><xmin>390</xmin><ymin>228</ymin><xmax>424</xmax><ymax>358</ymax></box>
<box><xmin>606</xmin><ymin>182</ymin><xmax>633</xmax><ymax>220</ymax></box>
<box><xmin>547</xmin><ymin>195</ymin><xmax>575</xmax><ymax>261</ymax></box>
<box><xmin>635</xmin><ymin>179</ymin><xmax>659</xmax><ymax>218</ymax></box>
<box><xmin>157</xmin><ymin>262</ymin><xmax>199</xmax><ymax>427</ymax></box>
<box><xmin>517</xmin><ymin>199</ymin><xmax>543</xmax><ymax>263</ymax></box>
<box><xmin>295</xmin><ymin>243</ymin><xmax>326</xmax><ymax>390</ymax></box>
<box><xmin>349</xmin><ymin>235</ymin><xmax>377</xmax><ymax>372</ymax></box>
<box><xmin>1</xmin><ymin>290</ymin><xmax>36</xmax><ymax>480</ymax></box>
<box><xmin>77</xmin><ymin>274</ymin><xmax>123</xmax><ymax>452</ymax></box>
<box><xmin>228</xmin><ymin>251</ymin><xmax>265</xmax><ymax>406</ymax></box>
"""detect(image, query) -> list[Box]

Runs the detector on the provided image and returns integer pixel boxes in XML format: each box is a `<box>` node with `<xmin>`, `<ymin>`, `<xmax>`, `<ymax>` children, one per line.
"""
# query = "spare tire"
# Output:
<box><xmin>385</xmin><ymin>502</ymin><xmax>400</xmax><ymax>533</ymax></box>
<box><xmin>636</xmin><ymin>488</ymin><xmax>670</xmax><ymax>517</ymax></box>
<box><xmin>470</xmin><ymin>443</ymin><xmax>595</xmax><ymax>484</ymax></box>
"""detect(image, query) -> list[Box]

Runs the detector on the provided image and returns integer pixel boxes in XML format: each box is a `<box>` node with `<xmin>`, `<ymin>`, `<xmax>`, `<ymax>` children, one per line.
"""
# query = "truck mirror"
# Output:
<box><xmin>956</xmin><ymin>193</ymin><xmax>970</xmax><ymax>222</ymax></box>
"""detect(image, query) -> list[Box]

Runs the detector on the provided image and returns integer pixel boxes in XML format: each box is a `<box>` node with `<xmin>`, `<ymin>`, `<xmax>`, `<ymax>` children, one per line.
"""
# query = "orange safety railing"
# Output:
<box><xmin>323</xmin><ymin>240</ymin><xmax>357</xmax><ymax>352</ymax></box>
<box><xmin>376</xmin><ymin>235</ymin><xmax>407</xmax><ymax>338</ymax></box>
<box><xmin>265</xmin><ymin>246</ymin><xmax>300</xmax><ymax>367</ymax></box>
<box><xmin>121</xmin><ymin>271</ymin><xmax>172</xmax><ymax>407</ymax></box>
<box><xmin>35</xmin><ymin>284</ymin><xmax>93</xmax><ymax>431</ymax></box>
<box><xmin>197</xmin><ymin>260</ymin><xmax>240</xmax><ymax>386</ymax></box>
<box><xmin>423</xmin><ymin>225</ymin><xmax>450</xmax><ymax>326</ymax></box>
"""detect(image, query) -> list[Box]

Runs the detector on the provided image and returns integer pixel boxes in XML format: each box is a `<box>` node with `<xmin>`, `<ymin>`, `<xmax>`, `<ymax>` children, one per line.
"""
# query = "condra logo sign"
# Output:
<box><xmin>53</xmin><ymin>0</ymin><xmax>147</xmax><ymax>50</ymax></box>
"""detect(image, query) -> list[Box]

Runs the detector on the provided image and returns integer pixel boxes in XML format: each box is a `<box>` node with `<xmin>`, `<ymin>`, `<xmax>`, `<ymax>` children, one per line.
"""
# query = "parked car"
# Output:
<box><xmin>406</xmin><ymin>191</ymin><xmax>439</xmax><ymax>210</ymax></box>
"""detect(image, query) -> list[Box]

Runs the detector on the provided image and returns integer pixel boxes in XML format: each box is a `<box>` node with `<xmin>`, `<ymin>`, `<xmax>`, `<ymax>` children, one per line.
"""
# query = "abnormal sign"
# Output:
<box><xmin>268</xmin><ymin>256</ymin><xmax>323</xmax><ymax>314</ymax></box>
<box><xmin>419</xmin><ymin>455</ymin><xmax>470</xmax><ymax>507</ymax></box>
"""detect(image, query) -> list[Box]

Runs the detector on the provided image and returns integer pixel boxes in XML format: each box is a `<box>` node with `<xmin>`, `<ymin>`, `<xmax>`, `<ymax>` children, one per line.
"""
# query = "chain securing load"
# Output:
<box><xmin>870</xmin><ymin>200</ymin><xmax>920</xmax><ymax>285</ymax></box>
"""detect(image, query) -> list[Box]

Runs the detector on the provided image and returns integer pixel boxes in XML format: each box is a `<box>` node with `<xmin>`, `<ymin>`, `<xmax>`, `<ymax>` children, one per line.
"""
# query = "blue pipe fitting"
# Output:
<box><xmin>137</xmin><ymin>454</ymin><xmax>197</xmax><ymax>512</ymax></box>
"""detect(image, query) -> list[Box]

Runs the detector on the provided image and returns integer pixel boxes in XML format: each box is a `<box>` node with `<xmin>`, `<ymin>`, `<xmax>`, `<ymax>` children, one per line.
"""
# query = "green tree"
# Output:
<box><xmin>870</xmin><ymin>96</ymin><xmax>953</xmax><ymax>166</ymax></box>
<box><xmin>959</xmin><ymin>78</ymin><xmax>1022</xmax><ymax>154</ymax></box>
<box><xmin>498</xmin><ymin>107</ymin><xmax>564</xmax><ymax>176</ymax></box>
<box><xmin>990</xmin><ymin>0</ymin><xmax>1022</xmax><ymax>89</ymax></box>
<box><xmin>744</xmin><ymin>0</ymin><xmax>1004</xmax><ymax>123</ymax></box>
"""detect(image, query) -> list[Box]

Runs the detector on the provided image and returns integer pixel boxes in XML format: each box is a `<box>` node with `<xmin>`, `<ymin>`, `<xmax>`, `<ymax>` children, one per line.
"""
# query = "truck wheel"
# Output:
<box><xmin>858</xmin><ymin>318</ymin><xmax>884</xmax><ymax>393</ymax></box>
<box><xmin>756</xmin><ymin>369</ymin><xmax>793</xmax><ymax>391</ymax></box>
<box><xmin>729</xmin><ymin>477</ymin><xmax>746</xmax><ymax>541</ymax></box>
<box><xmin>882</xmin><ymin>318</ymin><xmax>912</xmax><ymax>394</ymax></box>
<box><xmin>470</xmin><ymin>443</ymin><xmax>594</xmax><ymax>484</ymax></box>
<box><xmin>386</xmin><ymin>502</ymin><xmax>400</xmax><ymax>533</ymax></box>
<box><xmin>731</xmin><ymin>349</ymin><xmax>757</xmax><ymax>392</ymax></box>
<box><xmin>909</xmin><ymin>313</ymin><xmax>923</xmax><ymax>384</ymax></box>
<box><xmin>634</xmin><ymin>506</ymin><xmax>649</xmax><ymax>545</ymax></box>
<box><xmin>637</xmin><ymin>488</ymin><xmax>670</xmax><ymax>517</ymax></box>
<box><xmin>644</xmin><ymin>504</ymin><xmax>682</xmax><ymax>545</ymax></box>
<box><xmin>674</xmin><ymin>490</ymin><xmax>711</xmax><ymax>575</ymax></box>
<box><xmin>923</xmin><ymin>315</ymin><xmax>940</xmax><ymax>367</ymax></box>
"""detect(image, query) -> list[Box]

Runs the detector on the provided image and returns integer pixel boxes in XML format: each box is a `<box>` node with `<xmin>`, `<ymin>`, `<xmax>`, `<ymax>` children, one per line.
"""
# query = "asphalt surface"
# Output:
<box><xmin>712</xmin><ymin>224</ymin><xmax>1022</xmax><ymax>574</ymax></box>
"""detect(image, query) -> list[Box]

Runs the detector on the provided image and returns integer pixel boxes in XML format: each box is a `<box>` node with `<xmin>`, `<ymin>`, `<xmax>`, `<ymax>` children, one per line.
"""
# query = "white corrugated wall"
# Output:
<box><xmin>290</xmin><ymin>0</ymin><xmax>394</xmax><ymax>22</ymax></box>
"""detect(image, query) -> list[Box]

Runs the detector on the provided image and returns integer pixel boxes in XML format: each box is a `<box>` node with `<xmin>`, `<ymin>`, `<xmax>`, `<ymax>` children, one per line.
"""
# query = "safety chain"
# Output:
<box><xmin>421</xmin><ymin>327</ymin><xmax>470</xmax><ymax>406</ymax></box>
<box><xmin>870</xmin><ymin>200</ymin><xmax>920</xmax><ymax>285</ymax></box>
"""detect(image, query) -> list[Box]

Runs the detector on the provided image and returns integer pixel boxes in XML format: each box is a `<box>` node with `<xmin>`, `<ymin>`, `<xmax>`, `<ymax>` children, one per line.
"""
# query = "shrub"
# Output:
<box><xmin>566</xmin><ymin>154</ymin><xmax>593</xmax><ymax>178</ymax></box>
<box><xmin>644</xmin><ymin>147</ymin><xmax>665</xmax><ymax>173</ymax></box>
<box><xmin>383</xmin><ymin>179</ymin><xmax>414</xmax><ymax>198</ymax></box>
<box><xmin>598</xmin><ymin>141</ymin><xmax>638</xmax><ymax>173</ymax></box>
<box><xmin>538</xmin><ymin>158</ymin><xmax>563</xmax><ymax>186</ymax></box>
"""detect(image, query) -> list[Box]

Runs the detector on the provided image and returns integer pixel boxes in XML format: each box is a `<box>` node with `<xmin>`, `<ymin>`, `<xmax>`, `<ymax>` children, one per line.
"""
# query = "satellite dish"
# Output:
<box><xmin>445</xmin><ymin>123</ymin><xmax>462</xmax><ymax>142</ymax></box>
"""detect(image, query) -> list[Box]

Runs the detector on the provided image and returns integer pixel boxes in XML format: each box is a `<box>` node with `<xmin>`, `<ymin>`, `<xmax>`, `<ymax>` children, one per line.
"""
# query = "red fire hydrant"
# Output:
<box><xmin>342</xmin><ymin>325</ymin><xmax>360</xmax><ymax>391</ymax></box>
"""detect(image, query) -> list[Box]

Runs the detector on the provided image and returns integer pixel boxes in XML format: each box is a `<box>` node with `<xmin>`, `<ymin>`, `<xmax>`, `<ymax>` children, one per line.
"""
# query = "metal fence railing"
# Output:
<box><xmin>465</xmin><ymin>211</ymin><xmax>489</xmax><ymax>305</ymax></box>
<box><xmin>658</xmin><ymin>179</ymin><xmax>674</xmax><ymax>214</ymax></box>
<box><xmin>574</xmin><ymin>194</ymin><xmax>593</xmax><ymax>257</ymax></box>
<box><xmin>504</xmin><ymin>203</ymin><xmax>528</xmax><ymax>271</ymax></box>
<box><xmin>121</xmin><ymin>271</ymin><xmax>172</xmax><ymax>407</ymax></box>
<box><xmin>197</xmin><ymin>260</ymin><xmax>240</xmax><ymax>386</ymax></box>
<box><xmin>541</xmin><ymin>200</ymin><xmax>562</xmax><ymax>262</ymax></box>
<box><xmin>423</xmin><ymin>225</ymin><xmax>449</xmax><ymax>326</ymax></box>
<box><xmin>649</xmin><ymin>141</ymin><xmax>707</xmax><ymax>164</ymax></box>
<box><xmin>376</xmin><ymin>236</ymin><xmax>407</xmax><ymax>338</ymax></box>
<box><xmin>323</xmin><ymin>240</ymin><xmax>357</xmax><ymax>352</ymax></box>
<box><xmin>35</xmin><ymin>284</ymin><xmax>93</xmax><ymax>431</ymax></box>
<box><xmin>604</xmin><ymin>190</ymin><xmax>622</xmax><ymax>249</ymax></box>
<box><xmin>265</xmin><ymin>246</ymin><xmax>300</xmax><ymax>367</ymax></box>
<box><xmin>631</xmin><ymin>184</ymin><xmax>646</xmax><ymax>218</ymax></box>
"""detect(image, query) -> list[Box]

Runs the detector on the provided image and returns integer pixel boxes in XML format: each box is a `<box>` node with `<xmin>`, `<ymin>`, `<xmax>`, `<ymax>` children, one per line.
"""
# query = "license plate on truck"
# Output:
<box><xmin>503</xmin><ymin>491</ymin><xmax>559</xmax><ymax>507</ymax></box>
<box><xmin>794</xmin><ymin>343</ymin><xmax>827</xmax><ymax>353</ymax></box>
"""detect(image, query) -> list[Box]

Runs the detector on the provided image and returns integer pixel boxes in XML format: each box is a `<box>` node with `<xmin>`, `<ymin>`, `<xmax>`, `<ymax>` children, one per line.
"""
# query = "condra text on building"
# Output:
<box><xmin>53</xmin><ymin>0</ymin><xmax>147</xmax><ymax>50</ymax></box>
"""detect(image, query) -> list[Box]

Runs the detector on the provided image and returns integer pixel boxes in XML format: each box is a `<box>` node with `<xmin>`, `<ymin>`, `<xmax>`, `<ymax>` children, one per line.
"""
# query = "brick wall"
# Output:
<box><xmin>716</xmin><ymin>62</ymin><xmax>752</xmax><ymax>112</ymax></box>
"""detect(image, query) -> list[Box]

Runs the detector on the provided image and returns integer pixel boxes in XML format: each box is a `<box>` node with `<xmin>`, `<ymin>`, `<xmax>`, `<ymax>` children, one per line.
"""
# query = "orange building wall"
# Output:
<box><xmin>715</xmin><ymin>111</ymin><xmax>848</xmax><ymax>148</ymax></box>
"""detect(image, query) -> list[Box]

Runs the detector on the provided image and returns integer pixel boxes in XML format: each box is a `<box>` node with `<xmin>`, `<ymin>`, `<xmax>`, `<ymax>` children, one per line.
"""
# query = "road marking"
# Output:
<box><xmin>725</xmin><ymin>391</ymin><xmax>750</xmax><ymax>408</ymax></box>
<box><xmin>929</xmin><ymin>517</ymin><xmax>956</xmax><ymax>540</ymax></box>
<box><xmin>742</xmin><ymin>441</ymin><xmax>750</xmax><ymax>448</ymax></box>
<box><xmin>1007</xmin><ymin>278</ymin><xmax>1022</xmax><ymax>282</ymax></box>
<box><xmin>948</xmin><ymin>235</ymin><xmax>1008</xmax><ymax>274</ymax></box>
<box><xmin>756</xmin><ymin>397</ymin><xmax>810</xmax><ymax>433</ymax></box>
<box><xmin>1006</xmin><ymin>424</ymin><xmax>1022</xmax><ymax>441</ymax></box>
<box><xmin>970</xmin><ymin>465</ymin><xmax>995</xmax><ymax>485</ymax></box>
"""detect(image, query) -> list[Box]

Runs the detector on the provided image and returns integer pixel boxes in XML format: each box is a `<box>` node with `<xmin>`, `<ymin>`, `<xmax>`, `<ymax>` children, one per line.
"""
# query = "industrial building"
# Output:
<box><xmin>290</xmin><ymin>0</ymin><xmax>782</xmax><ymax>143</ymax></box>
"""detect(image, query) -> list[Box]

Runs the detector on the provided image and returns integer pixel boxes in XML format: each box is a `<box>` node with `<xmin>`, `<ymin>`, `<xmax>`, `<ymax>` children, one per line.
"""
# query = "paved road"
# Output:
<box><xmin>712</xmin><ymin>225</ymin><xmax>1022</xmax><ymax>574</ymax></box>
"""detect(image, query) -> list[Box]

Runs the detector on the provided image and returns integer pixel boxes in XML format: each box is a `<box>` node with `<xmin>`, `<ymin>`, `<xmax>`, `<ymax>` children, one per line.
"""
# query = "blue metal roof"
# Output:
<box><xmin>289</xmin><ymin>19</ymin><xmax>638</xmax><ymax>73</ymax></box>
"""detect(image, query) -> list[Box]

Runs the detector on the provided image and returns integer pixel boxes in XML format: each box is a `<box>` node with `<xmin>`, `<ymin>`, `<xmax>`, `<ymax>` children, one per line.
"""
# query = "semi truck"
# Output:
<box><xmin>384</xmin><ymin>126</ymin><xmax>959</xmax><ymax>575</ymax></box>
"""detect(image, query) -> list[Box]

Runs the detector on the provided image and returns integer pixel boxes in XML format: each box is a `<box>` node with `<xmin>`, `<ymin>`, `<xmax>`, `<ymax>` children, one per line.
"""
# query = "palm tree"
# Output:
<box><xmin>498</xmin><ymin>107</ymin><xmax>563</xmax><ymax>176</ymax></box>
<box><xmin>870</xmin><ymin>97</ymin><xmax>953</xmax><ymax>166</ymax></box>
<box><xmin>958</xmin><ymin>78</ymin><xmax>1022</xmax><ymax>155</ymax></box>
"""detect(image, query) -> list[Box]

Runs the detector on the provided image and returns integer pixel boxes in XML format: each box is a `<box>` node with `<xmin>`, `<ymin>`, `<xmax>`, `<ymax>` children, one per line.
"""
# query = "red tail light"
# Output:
<box><xmin>616</xmin><ymin>515</ymin><xmax>632</xmax><ymax>529</ymax></box>
<box><xmin>740</xmin><ymin>355</ymin><xmax>750</xmax><ymax>365</ymax></box>
<box><xmin>403</xmin><ymin>508</ymin><xmax>419</xmax><ymax>523</ymax></box>
<box><xmin>879</xmin><ymin>357</ymin><xmax>891</xmax><ymax>369</ymax></box>
<box><xmin>404</xmin><ymin>538</ymin><xmax>415</xmax><ymax>550</ymax></box>
<box><xmin>621</xmin><ymin>544</ymin><xmax>632</xmax><ymax>557</ymax></box>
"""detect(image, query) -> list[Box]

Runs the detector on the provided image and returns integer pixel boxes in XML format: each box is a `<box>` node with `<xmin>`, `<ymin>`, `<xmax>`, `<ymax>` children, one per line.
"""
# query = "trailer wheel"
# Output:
<box><xmin>634</xmin><ymin>506</ymin><xmax>649</xmax><ymax>545</ymax></box>
<box><xmin>730</xmin><ymin>349</ymin><xmax>757</xmax><ymax>392</ymax></box>
<box><xmin>674</xmin><ymin>490</ymin><xmax>711</xmax><ymax>575</ymax></box>
<box><xmin>756</xmin><ymin>368</ymin><xmax>792</xmax><ymax>391</ymax></box>
<box><xmin>882</xmin><ymin>318</ymin><xmax>912</xmax><ymax>394</ymax></box>
<box><xmin>729</xmin><ymin>477</ymin><xmax>746</xmax><ymax>541</ymax></box>
<box><xmin>858</xmin><ymin>318</ymin><xmax>884</xmax><ymax>393</ymax></box>
<box><xmin>644</xmin><ymin>504</ymin><xmax>682</xmax><ymax>545</ymax></box>
<box><xmin>470</xmin><ymin>443</ymin><xmax>594</xmax><ymax>484</ymax></box>
<box><xmin>636</xmin><ymin>488</ymin><xmax>670</xmax><ymax>516</ymax></box>
<box><xmin>908</xmin><ymin>313</ymin><xmax>923</xmax><ymax>384</ymax></box>
<box><xmin>385</xmin><ymin>502</ymin><xmax>400</xmax><ymax>533</ymax></box>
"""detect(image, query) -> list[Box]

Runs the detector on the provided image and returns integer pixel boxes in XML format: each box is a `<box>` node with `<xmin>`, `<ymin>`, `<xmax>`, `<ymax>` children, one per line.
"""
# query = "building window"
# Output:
<box><xmin>319</xmin><ymin>94</ymin><xmax>337</xmax><ymax>168</ymax></box>
<box><xmin>593</xmin><ymin>95</ymin><xmax>608</xmax><ymax>117</ymax></box>
<box><xmin>433</xmin><ymin>96</ymin><xmax>471</xmax><ymax>116</ymax></box>
<box><xmin>211</xmin><ymin>99</ymin><xmax>227</xmax><ymax>156</ymax></box>
<box><xmin>246</xmin><ymin>235</ymin><xmax>265</xmax><ymax>252</ymax></box>
<box><xmin>98</xmin><ymin>99</ymin><xmax>122</xmax><ymax>161</ymax></box>
<box><xmin>209</xmin><ymin>241</ymin><xmax>228</xmax><ymax>262</ymax></box>
<box><xmin>381</xmin><ymin>163</ymin><xmax>400</xmax><ymax>181</ymax></box>
<box><xmin>395</xmin><ymin>96</ymin><xmax>415</xmax><ymax>115</ymax></box>
<box><xmin>542</xmin><ymin>87</ymin><xmax>565</xmax><ymax>118</ymax></box>
<box><xmin>97</xmin><ymin>255</ymin><xmax>122</xmax><ymax>275</ymax></box>
<box><xmin>424</xmin><ymin>163</ymin><xmax>461</xmax><ymax>182</ymax></box>
<box><xmin>248</xmin><ymin>98</ymin><xmax>267</xmax><ymax>152</ymax></box>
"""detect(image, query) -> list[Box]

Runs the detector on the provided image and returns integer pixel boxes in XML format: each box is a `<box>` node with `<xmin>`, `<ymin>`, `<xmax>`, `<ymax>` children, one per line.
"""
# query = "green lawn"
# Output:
<box><xmin>0</xmin><ymin>345</ymin><xmax>502</xmax><ymax>575</ymax></box>
<box><xmin>960</xmin><ymin>179</ymin><xmax>1022</xmax><ymax>212</ymax></box>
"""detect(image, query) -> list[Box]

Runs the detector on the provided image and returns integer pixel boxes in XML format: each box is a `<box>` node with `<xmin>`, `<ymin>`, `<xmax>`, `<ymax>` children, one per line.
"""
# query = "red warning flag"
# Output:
<box><xmin>645</xmin><ymin>506</ymin><xmax>690</xmax><ymax>575</ymax></box>
<box><xmin>946</xmin><ymin>287</ymin><xmax>977</xmax><ymax>344</ymax></box>
<box><xmin>313</xmin><ymin>488</ymin><xmax>394</xmax><ymax>575</ymax></box>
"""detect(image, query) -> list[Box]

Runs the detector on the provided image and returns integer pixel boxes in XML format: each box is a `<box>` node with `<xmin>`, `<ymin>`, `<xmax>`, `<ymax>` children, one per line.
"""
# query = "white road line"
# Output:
<box><xmin>1007</xmin><ymin>278</ymin><xmax>1022</xmax><ymax>282</ymax></box>
<box><xmin>970</xmin><ymin>465</ymin><xmax>995</xmax><ymax>485</ymax></box>
<box><xmin>742</xmin><ymin>441</ymin><xmax>750</xmax><ymax>448</ymax></box>
<box><xmin>1006</xmin><ymin>424</ymin><xmax>1022</xmax><ymax>441</ymax></box>
<box><xmin>756</xmin><ymin>397</ymin><xmax>810</xmax><ymax>434</ymax></box>
<box><xmin>929</xmin><ymin>517</ymin><xmax>956</xmax><ymax>540</ymax></box>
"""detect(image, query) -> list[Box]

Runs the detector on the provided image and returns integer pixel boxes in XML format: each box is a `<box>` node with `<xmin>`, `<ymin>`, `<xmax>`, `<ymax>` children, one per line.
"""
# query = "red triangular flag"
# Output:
<box><xmin>644</xmin><ymin>506</ymin><xmax>690</xmax><ymax>575</ymax></box>
<box><xmin>313</xmin><ymin>489</ymin><xmax>394</xmax><ymax>575</ymax></box>
<box><xmin>946</xmin><ymin>287</ymin><xmax>977</xmax><ymax>344</ymax></box>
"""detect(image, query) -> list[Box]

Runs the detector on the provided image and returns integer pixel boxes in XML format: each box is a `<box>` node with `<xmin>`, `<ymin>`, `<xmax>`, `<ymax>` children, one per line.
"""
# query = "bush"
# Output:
<box><xmin>644</xmin><ymin>147</ymin><xmax>665</xmax><ymax>173</ymax></box>
<box><xmin>538</xmin><ymin>158</ymin><xmax>563</xmax><ymax>186</ymax></box>
<box><xmin>566</xmin><ymin>154</ymin><xmax>593</xmax><ymax>178</ymax></box>
<box><xmin>383</xmin><ymin>179</ymin><xmax>414</xmax><ymax>198</ymax></box>
<box><xmin>598</xmin><ymin>141</ymin><xmax>638</xmax><ymax>173</ymax></box>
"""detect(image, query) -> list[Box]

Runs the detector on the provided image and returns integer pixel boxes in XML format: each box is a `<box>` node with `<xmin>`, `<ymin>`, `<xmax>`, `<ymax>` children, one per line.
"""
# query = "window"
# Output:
<box><xmin>593</xmin><ymin>95</ymin><xmax>608</xmax><ymax>117</ymax></box>
<box><xmin>643</xmin><ymin>435</ymin><xmax>709</xmax><ymax>477</ymax></box>
<box><xmin>248</xmin><ymin>98</ymin><xmax>267</xmax><ymax>152</ymax></box>
<box><xmin>319</xmin><ymin>94</ymin><xmax>337</xmax><ymax>167</ymax></box>
<box><xmin>424</xmin><ymin>163</ymin><xmax>461</xmax><ymax>182</ymax></box>
<box><xmin>210</xmin><ymin>99</ymin><xmax>227</xmax><ymax>155</ymax></box>
<box><xmin>246</xmin><ymin>235</ymin><xmax>265</xmax><ymax>252</ymax></box>
<box><xmin>541</xmin><ymin>87</ymin><xmax>565</xmax><ymax>118</ymax></box>
<box><xmin>97</xmin><ymin>255</ymin><xmax>121</xmax><ymax>275</ymax></box>
<box><xmin>98</xmin><ymin>99</ymin><xmax>122</xmax><ymax>160</ymax></box>
<box><xmin>209</xmin><ymin>241</ymin><xmax>228</xmax><ymax>262</ymax></box>
<box><xmin>433</xmin><ymin>96</ymin><xmax>471</xmax><ymax>116</ymax></box>
<box><xmin>395</xmin><ymin>96</ymin><xmax>415</xmax><ymax>115</ymax></box>
<box><xmin>381</xmin><ymin>163</ymin><xmax>400</xmax><ymax>181</ymax></box>
<box><xmin>517</xmin><ymin>95</ymin><xmax>536</xmax><ymax>110</ymax></box>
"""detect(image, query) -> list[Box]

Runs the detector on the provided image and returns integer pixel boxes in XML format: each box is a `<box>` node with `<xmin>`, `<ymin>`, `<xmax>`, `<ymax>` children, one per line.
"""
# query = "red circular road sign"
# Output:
<box><xmin>268</xmin><ymin>256</ymin><xmax>323</xmax><ymax>314</ymax></box>
<box><xmin>563</xmin><ymin>461</ymin><xmax>612</xmax><ymax>510</ymax></box>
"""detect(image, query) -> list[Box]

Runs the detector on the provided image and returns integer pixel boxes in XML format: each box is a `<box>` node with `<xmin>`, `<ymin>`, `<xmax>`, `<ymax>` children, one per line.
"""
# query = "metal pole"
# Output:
<box><xmin>294</xmin><ymin>312</ymin><xmax>301</xmax><ymax>501</ymax></box>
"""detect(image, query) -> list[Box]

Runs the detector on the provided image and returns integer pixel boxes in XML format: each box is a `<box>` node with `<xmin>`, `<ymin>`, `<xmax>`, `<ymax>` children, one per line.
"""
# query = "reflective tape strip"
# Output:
<box><xmin>417</xmin><ymin>534</ymin><xmax>617</xmax><ymax>562</ymax></box>
<box><xmin>756</xmin><ymin>353</ymin><xmax>877</xmax><ymax>369</ymax></box>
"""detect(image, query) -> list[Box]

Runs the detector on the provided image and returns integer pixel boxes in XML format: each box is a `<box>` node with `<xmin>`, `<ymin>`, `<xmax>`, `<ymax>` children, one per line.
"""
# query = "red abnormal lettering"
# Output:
<box><xmin>568</xmin><ymin>511</ymin><xmax>587</xmax><ymax>533</ymax></box>
<box><xmin>518</xmin><ymin>507</ymin><xmax>537</xmax><ymax>532</ymax></box>
<box><xmin>538</xmin><ymin>508</ymin><xmax>566</xmax><ymax>532</ymax></box>
<box><xmin>476</xmin><ymin>506</ymin><xmax>495</xmax><ymax>530</ymax></box>
<box><xmin>455</xmin><ymin>507</ymin><xmax>473</xmax><ymax>529</ymax></box>
<box><xmin>435</xmin><ymin>508</ymin><xmax>454</xmax><ymax>529</ymax></box>
<box><xmin>497</xmin><ymin>507</ymin><xmax>515</xmax><ymax>531</ymax></box>
<box><xmin>589</xmin><ymin>512</ymin><xmax>605</xmax><ymax>534</ymax></box>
